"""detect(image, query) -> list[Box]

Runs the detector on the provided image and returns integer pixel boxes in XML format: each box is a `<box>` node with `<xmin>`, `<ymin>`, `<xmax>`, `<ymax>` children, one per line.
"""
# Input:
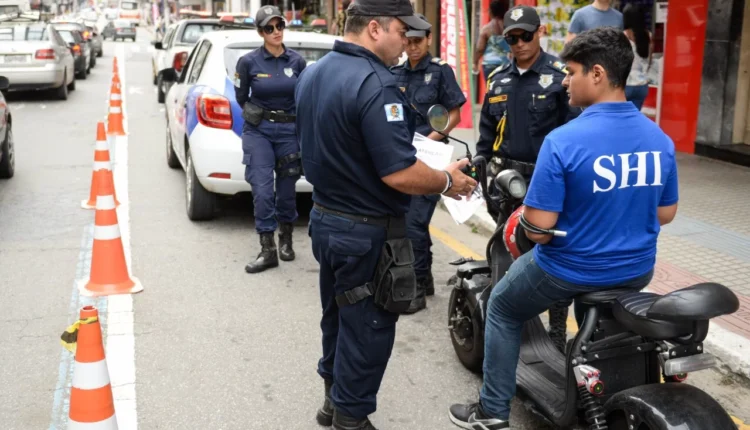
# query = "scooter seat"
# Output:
<box><xmin>613</xmin><ymin>292</ymin><xmax>695</xmax><ymax>340</ymax></box>
<box><xmin>577</xmin><ymin>288</ymin><xmax>637</xmax><ymax>305</ymax></box>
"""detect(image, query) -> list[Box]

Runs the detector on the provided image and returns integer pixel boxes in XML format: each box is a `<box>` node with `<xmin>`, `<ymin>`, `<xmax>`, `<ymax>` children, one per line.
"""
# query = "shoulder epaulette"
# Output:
<box><xmin>551</xmin><ymin>60</ymin><xmax>569</xmax><ymax>74</ymax></box>
<box><xmin>431</xmin><ymin>57</ymin><xmax>448</xmax><ymax>66</ymax></box>
<box><xmin>487</xmin><ymin>62</ymin><xmax>510</xmax><ymax>80</ymax></box>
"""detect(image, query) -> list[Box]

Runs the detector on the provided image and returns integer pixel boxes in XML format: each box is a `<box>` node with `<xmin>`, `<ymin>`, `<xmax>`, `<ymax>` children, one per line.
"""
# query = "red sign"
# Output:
<box><xmin>441</xmin><ymin>0</ymin><xmax>473</xmax><ymax>129</ymax></box>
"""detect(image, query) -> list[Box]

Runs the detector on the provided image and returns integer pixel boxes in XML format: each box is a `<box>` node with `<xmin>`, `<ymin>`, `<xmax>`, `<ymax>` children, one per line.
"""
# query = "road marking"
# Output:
<box><xmin>130</xmin><ymin>44</ymin><xmax>140</xmax><ymax>53</ymax></box>
<box><xmin>128</xmin><ymin>86</ymin><xmax>142</xmax><ymax>95</ymax></box>
<box><xmin>107</xmin><ymin>42</ymin><xmax>138</xmax><ymax>429</ymax></box>
<box><xmin>430</xmin><ymin>223</ymin><xmax>750</xmax><ymax>426</ymax></box>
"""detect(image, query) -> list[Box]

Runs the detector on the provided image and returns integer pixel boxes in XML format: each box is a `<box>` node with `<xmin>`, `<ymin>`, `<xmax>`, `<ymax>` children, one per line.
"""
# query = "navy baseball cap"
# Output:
<box><xmin>256</xmin><ymin>5</ymin><xmax>284</xmax><ymax>27</ymax></box>
<box><xmin>405</xmin><ymin>13</ymin><xmax>431</xmax><ymax>37</ymax></box>
<box><xmin>348</xmin><ymin>0</ymin><xmax>431</xmax><ymax>31</ymax></box>
<box><xmin>503</xmin><ymin>5</ymin><xmax>541</xmax><ymax>35</ymax></box>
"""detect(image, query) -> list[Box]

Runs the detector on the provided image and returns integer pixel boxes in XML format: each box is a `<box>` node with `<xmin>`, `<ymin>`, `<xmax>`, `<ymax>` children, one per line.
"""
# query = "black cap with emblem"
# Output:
<box><xmin>502</xmin><ymin>5</ymin><xmax>541</xmax><ymax>36</ymax></box>
<box><xmin>347</xmin><ymin>0</ymin><xmax>431</xmax><ymax>31</ymax></box>
<box><xmin>256</xmin><ymin>5</ymin><xmax>284</xmax><ymax>27</ymax></box>
<box><xmin>405</xmin><ymin>13</ymin><xmax>431</xmax><ymax>37</ymax></box>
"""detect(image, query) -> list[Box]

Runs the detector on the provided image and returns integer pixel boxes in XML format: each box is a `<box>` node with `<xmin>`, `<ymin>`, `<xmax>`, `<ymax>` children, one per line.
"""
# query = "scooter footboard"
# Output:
<box><xmin>603</xmin><ymin>383</ymin><xmax>737</xmax><ymax>430</ymax></box>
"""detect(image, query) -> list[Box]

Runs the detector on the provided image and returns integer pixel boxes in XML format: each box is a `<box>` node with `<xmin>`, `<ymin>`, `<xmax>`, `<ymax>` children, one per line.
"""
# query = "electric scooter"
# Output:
<box><xmin>428</xmin><ymin>104</ymin><xmax>742</xmax><ymax>430</ymax></box>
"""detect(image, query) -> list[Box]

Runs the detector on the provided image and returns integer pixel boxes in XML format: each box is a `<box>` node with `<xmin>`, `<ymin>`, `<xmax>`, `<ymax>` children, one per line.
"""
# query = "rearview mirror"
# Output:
<box><xmin>154</xmin><ymin>41</ymin><xmax>163</xmax><ymax>49</ymax></box>
<box><xmin>0</xmin><ymin>76</ymin><xmax>9</xmax><ymax>91</ymax></box>
<box><xmin>427</xmin><ymin>104</ymin><xmax>449</xmax><ymax>133</ymax></box>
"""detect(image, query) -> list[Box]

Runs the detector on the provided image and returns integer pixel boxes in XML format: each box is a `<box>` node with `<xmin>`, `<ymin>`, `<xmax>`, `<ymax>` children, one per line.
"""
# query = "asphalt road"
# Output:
<box><xmin>1</xmin><ymin>29</ymin><xmax>749</xmax><ymax>430</ymax></box>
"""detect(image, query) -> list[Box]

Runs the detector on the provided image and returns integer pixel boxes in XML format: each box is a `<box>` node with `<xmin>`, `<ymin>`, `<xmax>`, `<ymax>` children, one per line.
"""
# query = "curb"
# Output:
<box><xmin>435</xmin><ymin>201</ymin><xmax>750</xmax><ymax>380</ymax></box>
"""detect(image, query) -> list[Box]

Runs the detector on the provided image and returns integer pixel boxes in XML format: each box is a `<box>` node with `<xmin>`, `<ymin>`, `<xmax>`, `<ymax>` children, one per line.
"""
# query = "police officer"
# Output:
<box><xmin>295</xmin><ymin>0</ymin><xmax>477</xmax><ymax>428</ymax></box>
<box><xmin>235</xmin><ymin>6</ymin><xmax>306</xmax><ymax>274</ymax></box>
<box><xmin>390</xmin><ymin>14</ymin><xmax>467</xmax><ymax>314</ymax></box>
<box><xmin>477</xmin><ymin>5</ymin><xmax>579</xmax><ymax>352</ymax></box>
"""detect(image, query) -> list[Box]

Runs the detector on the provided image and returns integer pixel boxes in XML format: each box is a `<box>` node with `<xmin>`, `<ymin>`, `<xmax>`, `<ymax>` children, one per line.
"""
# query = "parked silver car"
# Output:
<box><xmin>0</xmin><ymin>23</ymin><xmax>76</xmax><ymax>99</ymax></box>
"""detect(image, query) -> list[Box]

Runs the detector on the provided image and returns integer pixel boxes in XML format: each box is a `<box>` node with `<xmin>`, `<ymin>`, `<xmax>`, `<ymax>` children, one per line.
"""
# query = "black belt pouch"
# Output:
<box><xmin>372</xmin><ymin>218</ymin><xmax>417</xmax><ymax>314</ymax></box>
<box><xmin>242</xmin><ymin>102</ymin><xmax>263</xmax><ymax>126</ymax></box>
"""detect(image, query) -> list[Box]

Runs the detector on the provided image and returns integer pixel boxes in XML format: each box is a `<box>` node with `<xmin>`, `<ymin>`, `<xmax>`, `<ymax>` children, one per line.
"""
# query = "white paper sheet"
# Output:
<box><xmin>413</xmin><ymin>133</ymin><xmax>454</xmax><ymax>170</ymax></box>
<box><xmin>442</xmin><ymin>186</ymin><xmax>485</xmax><ymax>225</ymax></box>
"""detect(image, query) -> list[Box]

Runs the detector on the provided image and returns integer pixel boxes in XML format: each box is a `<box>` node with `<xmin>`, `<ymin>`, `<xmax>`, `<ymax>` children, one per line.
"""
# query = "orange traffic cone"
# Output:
<box><xmin>109</xmin><ymin>79</ymin><xmax>122</xmax><ymax>108</ymax></box>
<box><xmin>107</xmin><ymin>85</ymin><xmax>126</xmax><ymax>137</ymax></box>
<box><xmin>78</xmin><ymin>173</ymin><xmax>142</xmax><ymax>297</ymax></box>
<box><xmin>112</xmin><ymin>57</ymin><xmax>118</xmax><ymax>76</ymax></box>
<box><xmin>82</xmin><ymin>123</ymin><xmax>119</xmax><ymax>209</ymax></box>
<box><xmin>65</xmin><ymin>305</ymin><xmax>118</xmax><ymax>429</ymax></box>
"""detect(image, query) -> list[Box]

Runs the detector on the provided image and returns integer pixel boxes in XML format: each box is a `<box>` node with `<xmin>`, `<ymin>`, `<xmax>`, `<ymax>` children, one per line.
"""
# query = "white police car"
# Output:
<box><xmin>162</xmin><ymin>26</ymin><xmax>339</xmax><ymax>221</ymax></box>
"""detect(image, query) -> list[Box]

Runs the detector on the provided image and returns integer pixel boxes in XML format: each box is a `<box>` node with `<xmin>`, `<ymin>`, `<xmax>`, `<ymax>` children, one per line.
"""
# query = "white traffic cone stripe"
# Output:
<box><xmin>69</xmin><ymin>414</ymin><xmax>118</xmax><ymax>430</ymax></box>
<box><xmin>109</xmin><ymin>107</ymin><xmax>122</xmax><ymax>114</ymax></box>
<box><xmin>93</xmin><ymin>161</ymin><xmax>112</xmax><ymax>171</ymax></box>
<box><xmin>94</xmin><ymin>224</ymin><xmax>121</xmax><ymax>241</ymax></box>
<box><xmin>96</xmin><ymin>195</ymin><xmax>116</xmax><ymax>210</ymax></box>
<box><xmin>110</xmin><ymin>94</ymin><xmax>122</xmax><ymax>101</ymax></box>
<box><xmin>95</xmin><ymin>140</ymin><xmax>109</xmax><ymax>151</ymax></box>
<box><xmin>72</xmin><ymin>359</ymin><xmax>111</xmax><ymax>390</ymax></box>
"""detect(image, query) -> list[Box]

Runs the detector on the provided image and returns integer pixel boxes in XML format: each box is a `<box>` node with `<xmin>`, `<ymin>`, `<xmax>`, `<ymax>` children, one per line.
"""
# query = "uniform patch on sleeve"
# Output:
<box><xmin>234</xmin><ymin>72</ymin><xmax>241</xmax><ymax>87</ymax></box>
<box><xmin>384</xmin><ymin>103</ymin><xmax>404</xmax><ymax>122</ymax></box>
<box><xmin>552</xmin><ymin>61</ymin><xmax>569</xmax><ymax>74</ymax></box>
<box><xmin>489</xmin><ymin>95</ymin><xmax>508</xmax><ymax>104</ymax></box>
<box><xmin>431</xmin><ymin>57</ymin><xmax>447</xmax><ymax>66</ymax></box>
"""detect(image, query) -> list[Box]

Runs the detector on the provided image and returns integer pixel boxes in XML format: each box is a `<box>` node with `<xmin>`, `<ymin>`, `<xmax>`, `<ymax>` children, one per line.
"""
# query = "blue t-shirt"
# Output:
<box><xmin>568</xmin><ymin>5</ymin><xmax>624</xmax><ymax>34</ymax></box>
<box><xmin>524</xmin><ymin>102</ymin><xmax>678</xmax><ymax>286</ymax></box>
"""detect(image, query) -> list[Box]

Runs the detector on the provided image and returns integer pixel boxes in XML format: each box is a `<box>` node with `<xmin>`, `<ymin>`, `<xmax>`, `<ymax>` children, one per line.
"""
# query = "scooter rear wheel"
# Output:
<box><xmin>448</xmin><ymin>287</ymin><xmax>484</xmax><ymax>374</ymax></box>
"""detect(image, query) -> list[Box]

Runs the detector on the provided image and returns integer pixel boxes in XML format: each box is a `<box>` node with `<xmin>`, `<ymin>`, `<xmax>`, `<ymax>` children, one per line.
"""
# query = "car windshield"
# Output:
<box><xmin>180</xmin><ymin>23</ymin><xmax>220</xmax><ymax>44</ymax></box>
<box><xmin>223</xmin><ymin>46</ymin><xmax>331</xmax><ymax>79</ymax></box>
<box><xmin>0</xmin><ymin>25</ymin><xmax>49</xmax><ymax>41</ymax></box>
<box><xmin>57</xmin><ymin>30</ymin><xmax>77</xmax><ymax>44</ymax></box>
<box><xmin>120</xmin><ymin>2</ymin><xmax>137</xmax><ymax>10</ymax></box>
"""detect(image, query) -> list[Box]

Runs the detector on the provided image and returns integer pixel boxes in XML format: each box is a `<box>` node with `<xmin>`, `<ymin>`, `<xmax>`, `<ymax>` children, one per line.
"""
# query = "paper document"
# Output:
<box><xmin>442</xmin><ymin>186</ymin><xmax>485</xmax><ymax>225</ymax></box>
<box><xmin>413</xmin><ymin>133</ymin><xmax>454</xmax><ymax>170</ymax></box>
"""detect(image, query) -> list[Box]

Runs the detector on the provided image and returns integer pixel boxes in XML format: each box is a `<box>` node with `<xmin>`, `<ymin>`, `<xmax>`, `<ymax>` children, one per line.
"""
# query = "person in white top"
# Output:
<box><xmin>623</xmin><ymin>4</ymin><xmax>652</xmax><ymax>110</ymax></box>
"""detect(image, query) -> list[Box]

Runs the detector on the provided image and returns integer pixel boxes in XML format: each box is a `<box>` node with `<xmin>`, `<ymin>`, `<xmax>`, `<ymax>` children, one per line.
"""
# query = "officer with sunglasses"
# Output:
<box><xmin>476</xmin><ymin>5</ymin><xmax>579</xmax><ymax>353</ymax></box>
<box><xmin>390</xmin><ymin>13</ymin><xmax>467</xmax><ymax>314</ymax></box>
<box><xmin>235</xmin><ymin>5</ymin><xmax>307</xmax><ymax>274</ymax></box>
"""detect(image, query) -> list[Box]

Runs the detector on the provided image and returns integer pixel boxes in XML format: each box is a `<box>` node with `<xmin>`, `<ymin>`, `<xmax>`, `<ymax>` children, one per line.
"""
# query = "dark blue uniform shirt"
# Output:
<box><xmin>295</xmin><ymin>41</ymin><xmax>418</xmax><ymax>217</ymax></box>
<box><xmin>235</xmin><ymin>45</ymin><xmax>306</xmax><ymax>113</ymax></box>
<box><xmin>391</xmin><ymin>54</ymin><xmax>467</xmax><ymax>137</ymax></box>
<box><xmin>476</xmin><ymin>51</ymin><xmax>580</xmax><ymax>162</ymax></box>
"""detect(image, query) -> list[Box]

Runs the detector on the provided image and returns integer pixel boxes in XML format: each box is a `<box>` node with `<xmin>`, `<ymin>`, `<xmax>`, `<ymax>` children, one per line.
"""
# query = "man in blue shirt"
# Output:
<box><xmin>566</xmin><ymin>0</ymin><xmax>623</xmax><ymax>43</ymax></box>
<box><xmin>449</xmin><ymin>27</ymin><xmax>679</xmax><ymax>430</ymax></box>
<box><xmin>295</xmin><ymin>0</ymin><xmax>477</xmax><ymax>428</ymax></box>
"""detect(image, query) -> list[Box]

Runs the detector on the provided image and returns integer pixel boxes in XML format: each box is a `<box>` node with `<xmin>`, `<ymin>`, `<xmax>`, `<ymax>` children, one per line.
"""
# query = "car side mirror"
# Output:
<box><xmin>154</xmin><ymin>41</ymin><xmax>163</xmax><ymax>49</ymax></box>
<box><xmin>161</xmin><ymin>68</ymin><xmax>177</xmax><ymax>82</ymax></box>
<box><xmin>0</xmin><ymin>76</ymin><xmax>9</xmax><ymax>91</ymax></box>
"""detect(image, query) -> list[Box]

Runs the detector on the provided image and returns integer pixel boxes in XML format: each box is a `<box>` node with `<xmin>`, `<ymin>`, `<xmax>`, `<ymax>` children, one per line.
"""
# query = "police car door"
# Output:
<box><xmin>168</xmin><ymin>40</ymin><xmax>209</xmax><ymax>166</ymax></box>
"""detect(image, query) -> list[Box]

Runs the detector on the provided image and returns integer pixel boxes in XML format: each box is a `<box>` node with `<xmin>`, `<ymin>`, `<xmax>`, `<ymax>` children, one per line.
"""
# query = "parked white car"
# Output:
<box><xmin>151</xmin><ymin>18</ymin><xmax>220</xmax><ymax>103</ymax></box>
<box><xmin>161</xmin><ymin>29</ymin><xmax>338</xmax><ymax>220</ymax></box>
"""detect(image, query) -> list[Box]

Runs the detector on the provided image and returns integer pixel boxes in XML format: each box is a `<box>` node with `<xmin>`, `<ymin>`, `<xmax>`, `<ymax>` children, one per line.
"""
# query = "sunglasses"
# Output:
<box><xmin>504</xmin><ymin>28</ymin><xmax>538</xmax><ymax>45</ymax></box>
<box><xmin>262</xmin><ymin>21</ymin><xmax>285</xmax><ymax>34</ymax></box>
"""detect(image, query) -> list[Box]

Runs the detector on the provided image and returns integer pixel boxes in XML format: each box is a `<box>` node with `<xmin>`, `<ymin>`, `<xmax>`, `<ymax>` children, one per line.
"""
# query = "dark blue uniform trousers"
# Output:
<box><xmin>405</xmin><ymin>194</ymin><xmax>440</xmax><ymax>280</ymax></box>
<box><xmin>310</xmin><ymin>207</ymin><xmax>400</xmax><ymax>419</ymax></box>
<box><xmin>242</xmin><ymin>120</ymin><xmax>300</xmax><ymax>234</ymax></box>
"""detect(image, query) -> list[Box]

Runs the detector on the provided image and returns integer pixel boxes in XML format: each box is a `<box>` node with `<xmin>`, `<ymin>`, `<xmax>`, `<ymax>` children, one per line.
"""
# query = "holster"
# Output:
<box><xmin>241</xmin><ymin>102</ymin><xmax>264</xmax><ymax>126</ymax></box>
<box><xmin>371</xmin><ymin>218</ymin><xmax>417</xmax><ymax>314</ymax></box>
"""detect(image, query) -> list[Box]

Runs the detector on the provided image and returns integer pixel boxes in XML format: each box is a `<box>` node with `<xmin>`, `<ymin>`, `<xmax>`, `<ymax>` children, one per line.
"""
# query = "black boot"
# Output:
<box><xmin>245</xmin><ymin>232</ymin><xmax>279</xmax><ymax>274</ymax></box>
<box><xmin>278</xmin><ymin>222</ymin><xmax>295</xmax><ymax>262</ymax></box>
<box><xmin>332</xmin><ymin>409</ymin><xmax>378</xmax><ymax>430</ymax></box>
<box><xmin>424</xmin><ymin>272</ymin><xmax>435</xmax><ymax>296</ymax></box>
<box><xmin>402</xmin><ymin>278</ymin><xmax>427</xmax><ymax>314</ymax></box>
<box><xmin>315</xmin><ymin>379</ymin><xmax>334</xmax><ymax>426</ymax></box>
<box><xmin>548</xmin><ymin>300</ymin><xmax>571</xmax><ymax>353</ymax></box>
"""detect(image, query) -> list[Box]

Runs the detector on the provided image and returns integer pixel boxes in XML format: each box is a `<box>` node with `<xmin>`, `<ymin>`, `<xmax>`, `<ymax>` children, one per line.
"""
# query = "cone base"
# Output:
<box><xmin>78</xmin><ymin>276</ymin><xmax>143</xmax><ymax>297</ymax></box>
<box><xmin>81</xmin><ymin>198</ymin><xmax>121</xmax><ymax>210</ymax></box>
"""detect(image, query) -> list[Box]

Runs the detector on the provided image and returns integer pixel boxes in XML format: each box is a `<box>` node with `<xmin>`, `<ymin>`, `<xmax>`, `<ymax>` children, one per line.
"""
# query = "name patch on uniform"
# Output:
<box><xmin>489</xmin><ymin>95</ymin><xmax>508</xmax><ymax>103</ymax></box>
<box><xmin>539</xmin><ymin>74</ymin><xmax>553</xmax><ymax>89</ymax></box>
<box><xmin>284</xmin><ymin>67</ymin><xmax>293</xmax><ymax>77</ymax></box>
<box><xmin>384</xmin><ymin>103</ymin><xmax>404</xmax><ymax>122</ymax></box>
<box><xmin>257</xmin><ymin>73</ymin><xmax>271</xmax><ymax>78</ymax></box>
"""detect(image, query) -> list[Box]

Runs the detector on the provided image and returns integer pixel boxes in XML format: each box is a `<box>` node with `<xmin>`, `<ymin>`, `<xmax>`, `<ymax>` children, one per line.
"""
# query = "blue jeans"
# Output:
<box><xmin>479</xmin><ymin>251</ymin><xmax>654</xmax><ymax>420</ymax></box>
<box><xmin>625</xmin><ymin>84</ymin><xmax>649</xmax><ymax>111</ymax></box>
<box><xmin>310</xmin><ymin>208</ymin><xmax>400</xmax><ymax>419</ymax></box>
<box><xmin>405</xmin><ymin>194</ymin><xmax>440</xmax><ymax>280</ymax></box>
<box><xmin>242</xmin><ymin>120</ymin><xmax>300</xmax><ymax>234</ymax></box>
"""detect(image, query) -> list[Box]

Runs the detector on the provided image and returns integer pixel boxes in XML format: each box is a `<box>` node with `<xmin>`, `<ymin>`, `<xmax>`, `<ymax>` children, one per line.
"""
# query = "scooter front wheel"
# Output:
<box><xmin>448</xmin><ymin>286</ymin><xmax>485</xmax><ymax>374</ymax></box>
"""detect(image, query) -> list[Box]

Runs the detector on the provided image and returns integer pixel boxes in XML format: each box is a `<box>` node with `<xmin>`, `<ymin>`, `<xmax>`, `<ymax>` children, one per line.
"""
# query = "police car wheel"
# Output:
<box><xmin>165</xmin><ymin>124</ymin><xmax>179</xmax><ymax>169</ymax></box>
<box><xmin>0</xmin><ymin>126</ymin><xmax>15</xmax><ymax>179</ymax></box>
<box><xmin>448</xmin><ymin>288</ymin><xmax>484</xmax><ymax>374</ymax></box>
<box><xmin>185</xmin><ymin>149</ymin><xmax>216</xmax><ymax>221</ymax></box>
<box><xmin>157</xmin><ymin>75</ymin><xmax>165</xmax><ymax>104</ymax></box>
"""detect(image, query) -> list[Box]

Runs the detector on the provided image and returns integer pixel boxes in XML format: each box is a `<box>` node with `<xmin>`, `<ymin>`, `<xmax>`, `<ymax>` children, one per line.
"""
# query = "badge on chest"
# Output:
<box><xmin>424</xmin><ymin>73</ymin><xmax>432</xmax><ymax>84</ymax></box>
<box><xmin>284</xmin><ymin>67</ymin><xmax>294</xmax><ymax>78</ymax></box>
<box><xmin>539</xmin><ymin>74</ymin><xmax>554</xmax><ymax>89</ymax></box>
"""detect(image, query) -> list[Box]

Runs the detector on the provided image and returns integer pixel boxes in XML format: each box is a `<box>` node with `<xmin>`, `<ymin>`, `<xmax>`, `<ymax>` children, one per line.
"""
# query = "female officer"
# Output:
<box><xmin>391</xmin><ymin>14</ymin><xmax>467</xmax><ymax>313</ymax></box>
<box><xmin>235</xmin><ymin>6</ymin><xmax>307</xmax><ymax>274</ymax></box>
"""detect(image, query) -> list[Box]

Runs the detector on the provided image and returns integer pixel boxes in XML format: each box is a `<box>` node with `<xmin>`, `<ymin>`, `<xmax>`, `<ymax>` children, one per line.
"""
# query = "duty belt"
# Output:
<box><xmin>492</xmin><ymin>157</ymin><xmax>536</xmax><ymax>176</ymax></box>
<box><xmin>313</xmin><ymin>203</ymin><xmax>402</xmax><ymax>228</ymax></box>
<box><xmin>262</xmin><ymin>110</ymin><xmax>296</xmax><ymax>123</ymax></box>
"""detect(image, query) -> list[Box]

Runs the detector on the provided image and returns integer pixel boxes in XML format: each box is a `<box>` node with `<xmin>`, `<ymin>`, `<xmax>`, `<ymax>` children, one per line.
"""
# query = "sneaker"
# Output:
<box><xmin>448</xmin><ymin>402</ymin><xmax>509</xmax><ymax>429</ymax></box>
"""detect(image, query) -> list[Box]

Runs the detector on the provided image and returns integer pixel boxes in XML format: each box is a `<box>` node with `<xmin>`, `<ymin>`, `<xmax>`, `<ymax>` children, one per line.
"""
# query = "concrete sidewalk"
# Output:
<box><xmin>438</xmin><ymin>132</ymin><xmax>750</xmax><ymax>379</ymax></box>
